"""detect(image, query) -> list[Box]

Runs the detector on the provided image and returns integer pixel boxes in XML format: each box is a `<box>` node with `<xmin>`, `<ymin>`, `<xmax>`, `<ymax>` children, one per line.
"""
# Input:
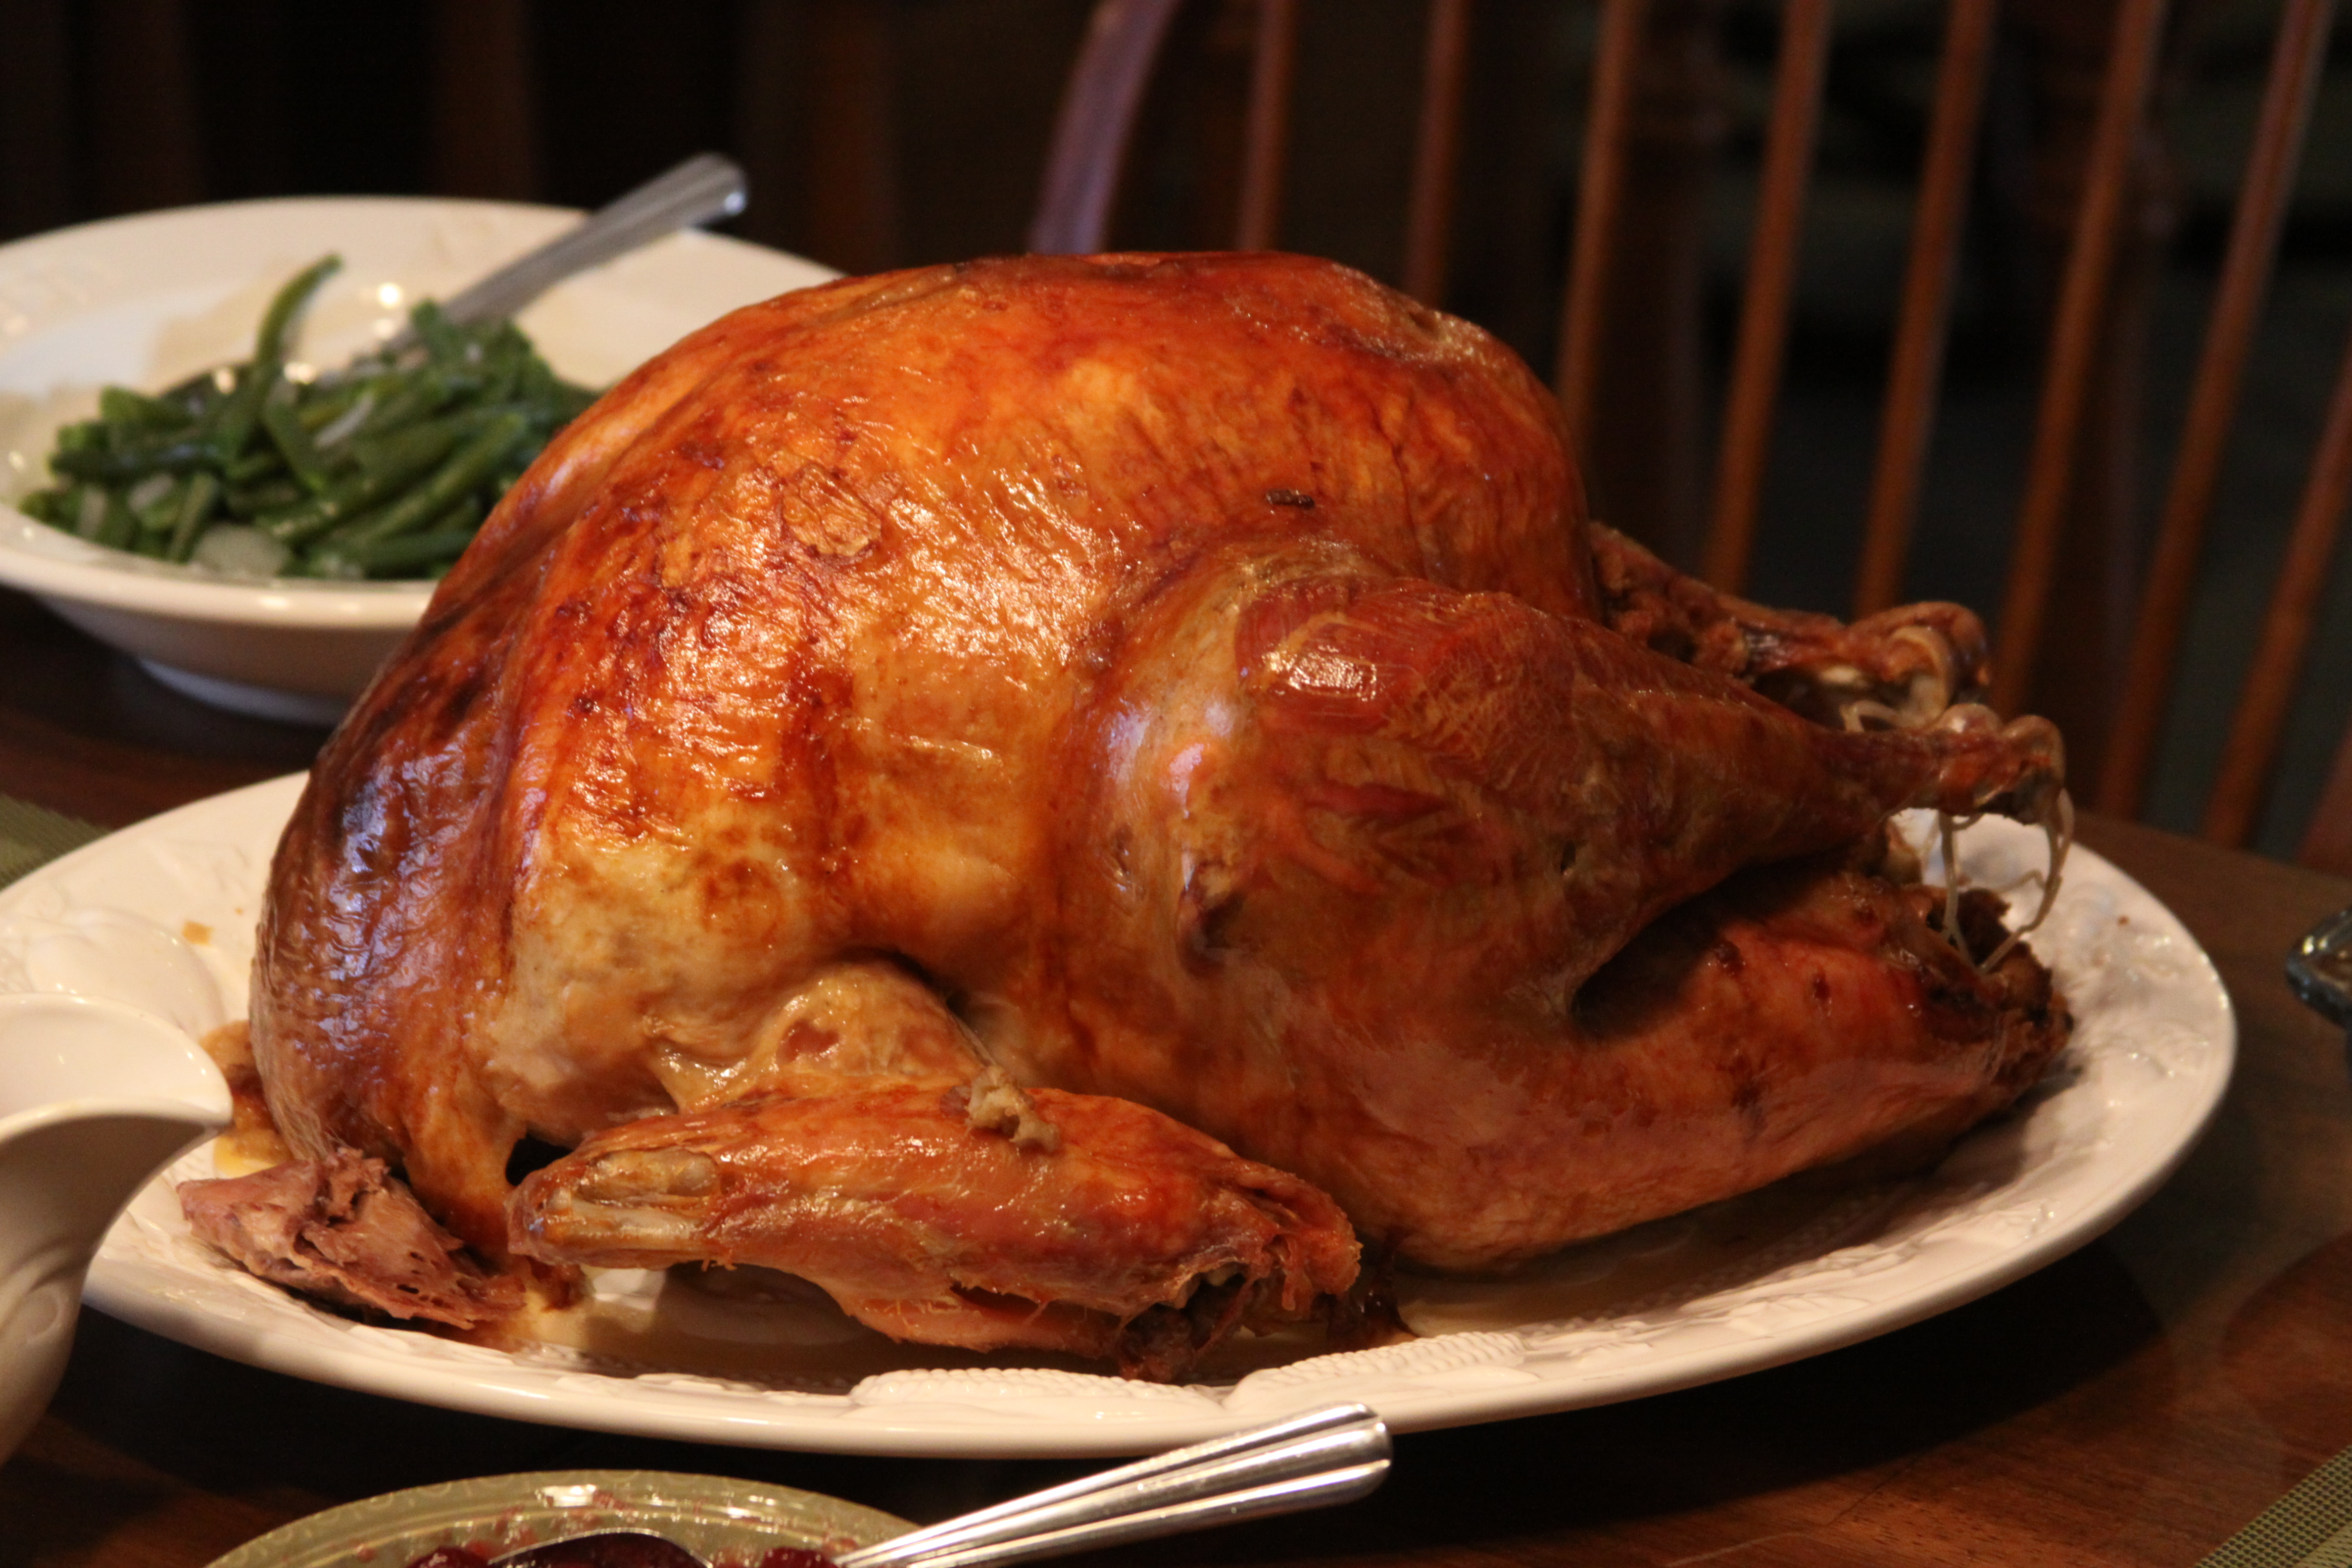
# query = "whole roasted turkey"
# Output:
<box><xmin>231</xmin><ymin>252</ymin><xmax>2070</xmax><ymax>1380</ymax></box>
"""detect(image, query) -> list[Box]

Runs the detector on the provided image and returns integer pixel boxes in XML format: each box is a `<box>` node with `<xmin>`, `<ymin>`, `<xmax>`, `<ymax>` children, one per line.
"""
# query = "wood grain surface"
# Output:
<box><xmin>2</xmin><ymin>586</ymin><xmax>2347</xmax><ymax>1568</ymax></box>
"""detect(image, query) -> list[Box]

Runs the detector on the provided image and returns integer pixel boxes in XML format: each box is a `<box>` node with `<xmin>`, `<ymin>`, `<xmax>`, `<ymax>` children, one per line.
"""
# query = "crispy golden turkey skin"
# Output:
<box><xmin>247</xmin><ymin>253</ymin><xmax>2067</xmax><ymax>1371</ymax></box>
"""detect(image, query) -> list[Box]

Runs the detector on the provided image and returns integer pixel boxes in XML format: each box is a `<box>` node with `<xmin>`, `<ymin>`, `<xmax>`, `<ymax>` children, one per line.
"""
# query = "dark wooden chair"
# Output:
<box><xmin>425</xmin><ymin>0</ymin><xmax>909</xmax><ymax>276</ymax></box>
<box><xmin>0</xmin><ymin>0</ymin><xmax>924</xmax><ymax>280</ymax></box>
<box><xmin>0</xmin><ymin>0</ymin><xmax>207</xmax><ymax>236</ymax></box>
<box><xmin>1030</xmin><ymin>0</ymin><xmax>2352</xmax><ymax>873</ymax></box>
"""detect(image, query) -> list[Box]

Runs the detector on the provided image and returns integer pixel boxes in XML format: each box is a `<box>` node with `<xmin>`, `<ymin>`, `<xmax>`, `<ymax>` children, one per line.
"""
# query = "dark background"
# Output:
<box><xmin>0</xmin><ymin>0</ymin><xmax>2349</xmax><ymax>854</ymax></box>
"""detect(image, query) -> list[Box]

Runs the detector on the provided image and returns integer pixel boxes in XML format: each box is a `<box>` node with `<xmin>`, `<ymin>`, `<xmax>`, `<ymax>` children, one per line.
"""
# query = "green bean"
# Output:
<box><xmin>435</xmin><ymin>494</ymin><xmax>486</xmax><ymax>536</ymax></box>
<box><xmin>127</xmin><ymin>474</ymin><xmax>184</xmax><ymax>557</ymax></box>
<box><xmin>53</xmin><ymin>420</ymin><xmax>103</xmax><ymax>456</ymax></box>
<box><xmin>48</xmin><ymin>433</ymin><xmax>216</xmax><ymax>483</ymax></box>
<box><xmin>66</xmin><ymin>486</ymin><xmax>106</xmax><ymax>540</ymax></box>
<box><xmin>91</xmin><ymin>489</ymin><xmax>136</xmax><ymax>550</ymax></box>
<box><xmin>257</xmin><ymin>257</ymin><xmax>342</xmax><ymax>366</ymax></box>
<box><xmin>163</xmin><ymin>471</ymin><xmax>221</xmax><ymax>563</ymax></box>
<box><xmin>160</xmin><ymin>364</ymin><xmax>234</xmax><ymax>406</ymax></box>
<box><xmin>328</xmin><ymin>410</ymin><xmax>525</xmax><ymax>548</ymax></box>
<box><xmin>294</xmin><ymin>380</ymin><xmax>370</xmax><ymax>433</ymax></box>
<box><xmin>262</xmin><ymin>381</ymin><xmax>334</xmax><ymax>494</ymax></box>
<box><xmin>128</xmin><ymin>472</ymin><xmax>181</xmax><ymax>531</ymax></box>
<box><xmin>202</xmin><ymin>367</ymin><xmax>266</xmax><ymax>466</ymax></box>
<box><xmin>222</xmin><ymin>447</ymin><xmax>287</xmax><ymax>485</ymax></box>
<box><xmin>348</xmin><ymin>411</ymin><xmax>475</xmax><ymax>480</ymax></box>
<box><xmin>99</xmin><ymin>387</ymin><xmax>192</xmax><ymax>430</ymax></box>
<box><xmin>225</xmin><ymin>476</ymin><xmax>305</xmax><ymax>517</ymax></box>
<box><xmin>303</xmin><ymin>519</ymin><xmax>481</xmax><ymax>580</ymax></box>
<box><xmin>207</xmin><ymin>254</ymin><xmax>343</xmax><ymax>462</ymax></box>
<box><xmin>340</xmin><ymin>370</ymin><xmax>475</xmax><ymax>447</ymax></box>
<box><xmin>408</xmin><ymin>299</ymin><xmax>466</xmax><ymax>362</ymax></box>
<box><xmin>256</xmin><ymin>418</ymin><xmax>465</xmax><ymax>546</ymax></box>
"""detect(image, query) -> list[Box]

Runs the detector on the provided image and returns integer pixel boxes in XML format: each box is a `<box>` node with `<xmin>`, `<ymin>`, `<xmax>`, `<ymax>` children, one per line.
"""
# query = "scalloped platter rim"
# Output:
<box><xmin>1</xmin><ymin>774</ymin><xmax>2233</xmax><ymax>1458</ymax></box>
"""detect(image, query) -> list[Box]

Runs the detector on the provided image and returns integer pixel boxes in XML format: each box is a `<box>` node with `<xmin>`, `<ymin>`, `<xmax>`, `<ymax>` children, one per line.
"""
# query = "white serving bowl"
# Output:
<box><xmin>0</xmin><ymin>197</ymin><xmax>835</xmax><ymax>724</ymax></box>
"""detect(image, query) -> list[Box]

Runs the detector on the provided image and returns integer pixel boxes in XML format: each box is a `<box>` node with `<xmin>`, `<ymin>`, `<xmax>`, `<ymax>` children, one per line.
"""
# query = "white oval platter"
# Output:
<box><xmin>0</xmin><ymin>775</ymin><xmax>2232</xmax><ymax>1459</ymax></box>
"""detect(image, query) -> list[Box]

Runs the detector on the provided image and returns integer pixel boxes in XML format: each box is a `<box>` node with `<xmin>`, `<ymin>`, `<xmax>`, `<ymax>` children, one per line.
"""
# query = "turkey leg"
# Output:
<box><xmin>508</xmin><ymin>960</ymin><xmax>1358</xmax><ymax>1380</ymax></box>
<box><xmin>1587</xmin><ymin>523</ymin><xmax>1996</xmax><ymax>727</ymax></box>
<box><xmin>1035</xmin><ymin>558</ymin><xmax>2067</xmax><ymax>1267</ymax></box>
<box><xmin>1067</xmin><ymin>554</ymin><xmax>2063</xmax><ymax>1009</ymax></box>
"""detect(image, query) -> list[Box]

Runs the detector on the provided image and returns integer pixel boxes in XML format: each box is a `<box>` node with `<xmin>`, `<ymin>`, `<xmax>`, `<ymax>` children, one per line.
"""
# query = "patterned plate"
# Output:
<box><xmin>204</xmin><ymin>1470</ymin><xmax>909</xmax><ymax>1568</ymax></box>
<box><xmin>2</xmin><ymin>775</ymin><xmax>2233</xmax><ymax>1458</ymax></box>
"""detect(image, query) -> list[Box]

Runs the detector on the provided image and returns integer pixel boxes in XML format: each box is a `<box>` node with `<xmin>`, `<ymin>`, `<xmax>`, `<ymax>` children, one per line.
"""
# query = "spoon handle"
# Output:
<box><xmin>834</xmin><ymin>1403</ymin><xmax>1391</xmax><ymax>1568</ymax></box>
<box><xmin>430</xmin><ymin>152</ymin><xmax>750</xmax><ymax>332</ymax></box>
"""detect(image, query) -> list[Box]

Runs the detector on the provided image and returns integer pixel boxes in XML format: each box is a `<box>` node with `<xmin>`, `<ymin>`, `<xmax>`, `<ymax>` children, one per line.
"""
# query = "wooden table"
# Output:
<box><xmin>3</xmin><ymin>583</ymin><xmax>2349</xmax><ymax>1568</ymax></box>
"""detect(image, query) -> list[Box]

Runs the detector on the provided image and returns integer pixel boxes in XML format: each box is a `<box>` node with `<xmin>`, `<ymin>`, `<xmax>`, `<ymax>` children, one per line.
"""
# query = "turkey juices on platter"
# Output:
<box><xmin>182</xmin><ymin>253</ymin><xmax>2070</xmax><ymax>1380</ymax></box>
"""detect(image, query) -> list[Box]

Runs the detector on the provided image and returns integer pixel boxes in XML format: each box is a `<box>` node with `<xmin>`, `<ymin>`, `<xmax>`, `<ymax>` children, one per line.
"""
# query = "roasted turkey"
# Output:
<box><xmin>231</xmin><ymin>252</ymin><xmax>2070</xmax><ymax>1379</ymax></box>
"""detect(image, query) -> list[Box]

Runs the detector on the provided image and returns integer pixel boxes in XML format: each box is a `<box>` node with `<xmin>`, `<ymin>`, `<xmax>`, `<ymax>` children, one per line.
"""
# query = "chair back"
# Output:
<box><xmin>1032</xmin><ymin>0</ymin><xmax>2352</xmax><ymax>871</ymax></box>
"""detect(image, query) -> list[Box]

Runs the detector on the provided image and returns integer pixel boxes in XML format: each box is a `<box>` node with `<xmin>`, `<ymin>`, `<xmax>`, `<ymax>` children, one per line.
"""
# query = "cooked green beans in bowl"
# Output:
<box><xmin>13</xmin><ymin>254</ymin><xmax>599</xmax><ymax>581</ymax></box>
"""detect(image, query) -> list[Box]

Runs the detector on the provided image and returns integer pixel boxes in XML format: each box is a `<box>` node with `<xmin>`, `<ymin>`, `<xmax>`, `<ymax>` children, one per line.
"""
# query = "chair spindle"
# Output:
<box><xmin>2209</xmin><ymin>329</ymin><xmax>2352</xmax><ymax>852</ymax></box>
<box><xmin>1853</xmin><ymin>0</ymin><xmax>2000</xmax><ymax>618</ymax></box>
<box><xmin>1555</xmin><ymin>0</ymin><xmax>1653</xmax><ymax>456</ymax></box>
<box><xmin>2099</xmin><ymin>0</ymin><xmax>2339</xmax><ymax>818</ymax></box>
<box><xmin>1702</xmin><ymin>0</ymin><xmax>1836</xmax><ymax>596</ymax></box>
<box><xmin>1029</xmin><ymin>0</ymin><xmax>1184</xmax><ymax>254</ymax></box>
<box><xmin>1990</xmin><ymin>0</ymin><xmax>2170</xmax><ymax>719</ymax></box>
<box><xmin>1234</xmin><ymin>0</ymin><xmax>1301</xmax><ymax>249</ymax></box>
<box><xmin>1403</xmin><ymin>0</ymin><xmax>1475</xmax><ymax>304</ymax></box>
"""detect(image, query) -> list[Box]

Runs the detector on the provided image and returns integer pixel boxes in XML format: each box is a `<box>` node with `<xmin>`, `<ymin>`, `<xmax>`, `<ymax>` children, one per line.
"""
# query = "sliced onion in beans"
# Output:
<box><xmin>191</xmin><ymin>523</ymin><xmax>293</xmax><ymax>579</ymax></box>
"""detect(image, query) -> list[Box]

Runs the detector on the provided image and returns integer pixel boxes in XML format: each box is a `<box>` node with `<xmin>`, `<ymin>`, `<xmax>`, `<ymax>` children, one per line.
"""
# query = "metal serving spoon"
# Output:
<box><xmin>489</xmin><ymin>1402</ymin><xmax>1391</xmax><ymax>1568</ymax></box>
<box><xmin>381</xmin><ymin>151</ymin><xmax>748</xmax><ymax>353</ymax></box>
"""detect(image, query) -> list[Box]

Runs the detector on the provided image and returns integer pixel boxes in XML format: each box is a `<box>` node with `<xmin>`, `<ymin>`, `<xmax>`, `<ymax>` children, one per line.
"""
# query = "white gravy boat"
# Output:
<box><xmin>0</xmin><ymin>992</ymin><xmax>230</xmax><ymax>1463</ymax></box>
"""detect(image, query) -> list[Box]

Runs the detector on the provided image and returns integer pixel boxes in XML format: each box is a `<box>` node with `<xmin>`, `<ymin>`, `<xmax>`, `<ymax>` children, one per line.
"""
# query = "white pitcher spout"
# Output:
<box><xmin>0</xmin><ymin>992</ymin><xmax>232</xmax><ymax>1465</ymax></box>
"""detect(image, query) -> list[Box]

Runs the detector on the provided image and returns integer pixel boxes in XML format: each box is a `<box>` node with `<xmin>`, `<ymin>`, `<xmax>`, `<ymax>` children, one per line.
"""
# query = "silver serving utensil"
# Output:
<box><xmin>490</xmin><ymin>1402</ymin><xmax>1391</xmax><ymax>1568</ymax></box>
<box><xmin>2288</xmin><ymin>902</ymin><xmax>2352</xmax><ymax>1082</ymax></box>
<box><xmin>384</xmin><ymin>152</ymin><xmax>748</xmax><ymax>352</ymax></box>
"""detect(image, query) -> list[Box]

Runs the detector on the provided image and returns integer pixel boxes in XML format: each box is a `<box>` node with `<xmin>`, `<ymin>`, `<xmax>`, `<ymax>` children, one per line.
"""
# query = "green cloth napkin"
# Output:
<box><xmin>0</xmin><ymin>792</ymin><xmax>108</xmax><ymax>892</ymax></box>
<box><xmin>2205</xmin><ymin>1448</ymin><xmax>2352</xmax><ymax>1568</ymax></box>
